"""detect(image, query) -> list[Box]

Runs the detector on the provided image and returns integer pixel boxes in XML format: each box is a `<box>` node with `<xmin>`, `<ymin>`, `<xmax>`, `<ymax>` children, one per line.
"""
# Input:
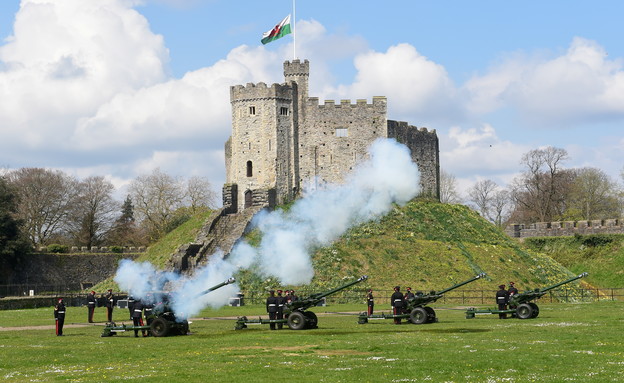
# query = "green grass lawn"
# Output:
<box><xmin>1</xmin><ymin>302</ymin><xmax>622</xmax><ymax>382</ymax></box>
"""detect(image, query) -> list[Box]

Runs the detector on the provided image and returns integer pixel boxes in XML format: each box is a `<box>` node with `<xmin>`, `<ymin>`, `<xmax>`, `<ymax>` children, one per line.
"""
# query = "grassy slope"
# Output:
<box><xmin>96</xmin><ymin>200</ymin><xmax>598</xmax><ymax>295</ymax></box>
<box><xmin>522</xmin><ymin>234</ymin><xmax>624</xmax><ymax>288</ymax></box>
<box><xmin>92</xmin><ymin>210</ymin><xmax>214</xmax><ymax>291</ymax></box>
<box><xmin>310</xmin><ymin>200</ymin><xmax>590</xmax><ymax>294</ymax></box>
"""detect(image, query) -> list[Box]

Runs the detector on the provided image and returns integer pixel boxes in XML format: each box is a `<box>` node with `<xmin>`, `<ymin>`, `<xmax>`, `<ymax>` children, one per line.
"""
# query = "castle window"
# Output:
<box><xmin>269</xmin><ymin>139</ymin><xmax>271</xmax><ymax>151</ymax></box>
<box><xmin>249</xmin><ymin>106</ymin><xmax>256</xmax><ymax>115</ymax></box>
<box><xmin>280</xmin><ymin>107</ymin><xmax>288</xmax><ymax>115</ymax></box>
<box><xmin>246</xmin><ymin>161</ymin><xmax>253</xmax><ymax>177</ymax></box>
<box><xmin>335</xmin><ymin>128</ymin><xmax>348</xmax><ymax>137</ymax></box>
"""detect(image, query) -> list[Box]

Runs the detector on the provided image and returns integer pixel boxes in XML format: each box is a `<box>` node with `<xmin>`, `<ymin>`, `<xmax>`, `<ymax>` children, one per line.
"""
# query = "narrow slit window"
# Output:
<box><xmin>280</xmin><ymin>107</ymin><xmax>288</xmax><ymax>115</ymax></box>
<box><xmin>249</xmin><ymin>106</ymin><xmax>256</xmax><ymax>115</ymax></box>
<box><xmin>246</xmin><ymin>161</ymin><xmax>253</xmax><ymax>177</ymax></box>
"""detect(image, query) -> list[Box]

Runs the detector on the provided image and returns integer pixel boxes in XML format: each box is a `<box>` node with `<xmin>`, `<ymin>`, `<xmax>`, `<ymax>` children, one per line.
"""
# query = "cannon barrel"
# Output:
<box><xmin>538</xmin><ymin>272</ymin><xmax>587</xmax><ymax>294</ymax></box>
<box><xmin>436</xmin><ymin>273</ymin><xmax>487</xmax><ymax>295</ymax></box>
<box><xmin>197</xmin><ymin>277</ymin><xmax>236</xmax><ymax>296</ymax></box>
<box><xmin>287</xmin><ymin>275</ymin><xmax>368</xmax><ymax>312</ymax></box>
<box><xmin>510</xmin><ymin>272</ymin><xmax>587</xmax><ymax>305</ymax></box>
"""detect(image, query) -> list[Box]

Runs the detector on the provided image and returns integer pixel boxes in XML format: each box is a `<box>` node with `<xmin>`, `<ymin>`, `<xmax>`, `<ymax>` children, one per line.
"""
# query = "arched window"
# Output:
<box><xmin>246</xmin><ymin>161</ymin><xmax>253</xmax><ymax>177</ymax></box>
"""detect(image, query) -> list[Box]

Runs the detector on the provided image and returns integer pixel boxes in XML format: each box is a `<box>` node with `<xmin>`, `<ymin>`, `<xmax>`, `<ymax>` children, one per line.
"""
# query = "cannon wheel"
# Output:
<box><xmin>171</xmin><ymin>320</ymin><xmax>189</xmax><ymax>335</ymax></box>
<box><xmin>424</xmin><ymin>306</ymin><xmax>437</xmax><ymax>322</ymax></box>
<box><xmin>516</xmin><ymin>303</ymin><xmax>534</xmax><ymax>320</ymax></box>
<box><xmin>287</xmin><ymin>311</ymin><xmax>307</xmax><ymax>330</ymax></box>
<box><xmin>409</xmin><ymin>307</ymin><xmax>429</xmax><ymax>324</ymax></box>
<box><xmin>304</xmin><ymin>311</ymin><xmax>318</xmax><ymax>329</ymax></box>
<box><xmin>150</xmin><ymin>317</ymin><xmax>172</xmax><ymax>337</ymax></box>
<box><xmin>529</xmin><ymin>302</ymin><xmax>540</xmax><ymax>318</ymax></box>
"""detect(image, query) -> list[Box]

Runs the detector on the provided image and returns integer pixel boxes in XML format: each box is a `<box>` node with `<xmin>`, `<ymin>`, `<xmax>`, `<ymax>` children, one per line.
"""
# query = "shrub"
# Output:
<box><xmin>47</xmin><ymin>244</ymin><xmax>69</xmax><ymax>253</ymax></box>
<box><xmin>109</xmin><ymin>246</ymin><xmax>124</xmax><ymax>253</ymax></box>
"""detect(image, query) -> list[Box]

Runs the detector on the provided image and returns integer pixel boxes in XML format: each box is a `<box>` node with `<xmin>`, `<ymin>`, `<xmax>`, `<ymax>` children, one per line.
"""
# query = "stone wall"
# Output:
<box><xmin>7</xmin><ymin>253</ymin><xmax>140</xmax><ymax>290</ymax></box>
<box><xmin>387</xmin><ymin>120</ymin><xmax>440</xmax><ymax>199</ymax></box>
<box><xmin>505</xmin><ymin>219</ymin><xmax>624</xmax><ymax>238</ymax></box>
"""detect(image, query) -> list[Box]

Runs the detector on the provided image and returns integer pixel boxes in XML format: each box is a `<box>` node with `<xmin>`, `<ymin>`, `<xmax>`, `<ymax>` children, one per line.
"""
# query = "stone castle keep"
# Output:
<box><xmin>223</xmin><ymin>59</ymin><xmax>439</xmax><ymax>212</ymax></box>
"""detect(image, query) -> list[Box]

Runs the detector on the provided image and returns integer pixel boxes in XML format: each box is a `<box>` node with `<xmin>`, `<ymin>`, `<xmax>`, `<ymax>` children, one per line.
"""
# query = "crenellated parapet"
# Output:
<box><xmin>230</xmin><ymin>82</ymin><xmax>293</xmax><ymax>103</ymax></box>
<box><xmin>506</xmin><ymin>219</ymin><xmax>624</xmax><ymax>238</ymax></box>
<box><xmin>283</xmin><ymin>59</ymin><xmax>310</xmax><ymax>77</ymax></box>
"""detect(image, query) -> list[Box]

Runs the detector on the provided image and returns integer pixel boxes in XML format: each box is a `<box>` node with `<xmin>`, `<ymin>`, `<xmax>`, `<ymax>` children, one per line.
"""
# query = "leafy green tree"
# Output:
<box><xmin>0</xmin><ymin>176</ymin><xmax>32</xmax><ymax>282</ymax></box>
<box><xmin>106</xmin><ymin>195</ymin><xmax>146</xmax><ymax>247</ymax></box>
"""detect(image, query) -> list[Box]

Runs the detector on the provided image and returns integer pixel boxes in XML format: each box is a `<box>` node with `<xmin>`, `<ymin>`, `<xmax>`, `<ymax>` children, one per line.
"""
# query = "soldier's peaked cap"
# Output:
<box><xmin>499</xmin><ymin>284</ymin><xmax>506</xmax><ymax>288</ymax></box>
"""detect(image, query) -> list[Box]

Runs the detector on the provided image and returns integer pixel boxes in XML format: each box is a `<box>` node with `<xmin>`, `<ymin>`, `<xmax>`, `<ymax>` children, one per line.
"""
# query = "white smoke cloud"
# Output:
<box><xmin>113</xmin><ymin>138</ymin><xmax>420</xmax><ymax>317</ymax></box>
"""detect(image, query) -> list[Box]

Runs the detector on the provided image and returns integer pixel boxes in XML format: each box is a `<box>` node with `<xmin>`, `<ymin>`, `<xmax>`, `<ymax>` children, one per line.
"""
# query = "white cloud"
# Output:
<box><xmin>464</xmin><ymin>37</ymin><xmax>624</xmax><ymax>126</ymax></box>
<box><xmin>326</xmin><ymin>43</ymin><xmax>463</xmax><ymax>125</ymax></box>
<box><xmin>0</xmin><ymin>0</ymin><xmax>168</xmax><ymax>154</ymax></box>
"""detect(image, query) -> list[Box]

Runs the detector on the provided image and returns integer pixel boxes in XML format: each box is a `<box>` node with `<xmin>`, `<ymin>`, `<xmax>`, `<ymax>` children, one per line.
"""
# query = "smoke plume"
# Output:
<box><xmin>114</xmin><ymin>138</ymin><xmax>420</xmax><ymax>318</ymax></box>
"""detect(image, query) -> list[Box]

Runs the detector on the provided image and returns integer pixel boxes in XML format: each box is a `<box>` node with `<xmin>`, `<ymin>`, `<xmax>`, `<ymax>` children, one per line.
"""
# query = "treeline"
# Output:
<box><xmin>442</xmin><ymin>147</ymin><xmax>624</xmax><ymax>227</ymax></box>
<box><xmin>0</xmin><ymin>168</ymin><xmax>217</xmax><ymax>254</ymax></box>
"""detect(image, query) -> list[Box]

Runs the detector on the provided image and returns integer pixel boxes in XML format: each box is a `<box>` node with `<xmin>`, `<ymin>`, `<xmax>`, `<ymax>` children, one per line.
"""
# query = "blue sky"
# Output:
<box><xmin>1</xmin><ymin>0</ymin><xmax>622</xmax><ymax>200</ymax></box>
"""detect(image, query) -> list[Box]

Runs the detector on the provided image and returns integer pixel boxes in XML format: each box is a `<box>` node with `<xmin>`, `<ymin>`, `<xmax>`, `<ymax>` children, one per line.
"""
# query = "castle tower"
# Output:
<box><xmin>224</xmin><ymin>59</ymin><xmax>440</xmax><ymax>213</ymax></box>
<box><xmin>226</xmin><ymin>80</ymin><xmax>296</xmax><ymax>211</ymax></box>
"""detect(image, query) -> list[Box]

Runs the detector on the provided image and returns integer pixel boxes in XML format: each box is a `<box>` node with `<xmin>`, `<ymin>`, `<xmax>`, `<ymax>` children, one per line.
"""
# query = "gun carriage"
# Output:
<box><xmin>465</xmin><ymin>273</ymin><xmax>588</xmax><ymax>319</ymax></box>
<box><xmin>101</xmin><ymin>277</ymin><xmax>236</xmax><ymax>337</ymax></box>
<box><xmin>235</xmin><ymin>275</ymin><xmax>368</xmax><ymax>330</ymax></box>
<box><xmin>358</xmin><ymin>273</ymin><xmax>486</xmax><ymax>325</ymax></box>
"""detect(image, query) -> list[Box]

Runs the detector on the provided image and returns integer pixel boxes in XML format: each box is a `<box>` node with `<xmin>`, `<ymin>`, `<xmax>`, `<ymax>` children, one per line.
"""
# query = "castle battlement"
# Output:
<box><xmin>387</xmin><ymin>120</ymin><xmax>436</xmax><ymax>136</ymax></box>
<box><xmin>230</xmin><ymin>82</ymin><xmax>293</xmax><ymax>102</ymax></box>
<box><xmin>307</xmin><ymin>96</ymin><xmax>387</xmax><ymax>109</ymax></box>
<box><xmin>506</xmin><ymin>219</ymin><xmax>624</xmax><ymax>238</ymax></box>
<box><xmin>283</xmin><ymin>59</ymin><xmax>310</xmax><ymax>77</ymax></box>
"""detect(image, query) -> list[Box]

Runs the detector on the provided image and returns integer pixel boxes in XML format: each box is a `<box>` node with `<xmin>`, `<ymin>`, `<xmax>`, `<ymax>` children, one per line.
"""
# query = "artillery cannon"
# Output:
<box><xmin>465</xmin><ymin>272</ymin><xmax>588</xmax><ymax>319</ymax></box>
<box><xmin>358</xmin><ymin>273</ymin><xmax>486</xmax><ymax>325</ymax></box>
<box><xmin>101</xmin><ymin>277</ymin><xmax>236</xmax><ymax>337</ymax></box>
<box><xmin>235</xmin><ymin>275</ymin><xmax>368</xmax><ymax>330</ymax></box>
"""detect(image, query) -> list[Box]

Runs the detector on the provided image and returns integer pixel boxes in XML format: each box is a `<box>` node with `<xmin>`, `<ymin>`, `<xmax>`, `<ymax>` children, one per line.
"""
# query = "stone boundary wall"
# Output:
<box><xmin>35</xmin><ymin>246</ymin><xmax>146</xmax><ymax>253</ymax></box>
<box><xmin>505</xmin><ymin>218</ymin><xmax>624</xmax><ymax>238</ymax></box>
<box><xmin>6</xmin><ymin>253</ymin><xmax>141</xmax><ymax>288</ymax></box>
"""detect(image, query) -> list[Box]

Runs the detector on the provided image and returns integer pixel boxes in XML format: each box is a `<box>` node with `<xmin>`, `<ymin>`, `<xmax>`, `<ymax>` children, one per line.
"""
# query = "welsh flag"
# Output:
<box><xmin>261</xmin><ymin>15</ymin><xmax>292</xmax><ymax>45</ymax></box>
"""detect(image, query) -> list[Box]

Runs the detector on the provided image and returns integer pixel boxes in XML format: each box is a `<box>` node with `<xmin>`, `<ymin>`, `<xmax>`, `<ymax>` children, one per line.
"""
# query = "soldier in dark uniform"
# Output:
<box><xmin>131</xmin><ymin>299</ymin><xmax>146</xmax><ymax>337</ymax></box>
<box><xmin>127</xmin><ymin>295</ymin><xmax>135</xmax><ymax>320</ymax></box>
<box><xmin>276</xmin><ymin>290</ymin><xmax>285</xmax><ymax>329</ymax></box>
<box><xmin>105</xmin><ymin>289</ymin><xmax>115</xmax><ymax>322</ymax></box>
<box><xmin>366</xmin><ymin>289</ymin><xmax>374</xmax><ymax>316</ymax></box>
<box><xmin>143</xmin><ymin>294</ymin><xmax>154</xmax><ymax>330</ymax></box>
<box><xmin>54</xmin><ymin>298</ymin><xmax>66</xmax><ymax>336</ymax></box>
<box><xmin>496</xmin><ymin>284</ymin><xmax>509</xmax><ymax>319</ymax></box>
<box><xmin>266</xmin><ymin>290</ymin><xmax>278</xmax><ymax>330</ymax></box>
<box><xmin>404</xmin><ymin>287</ymin><xmax>415</xmax><ymax>301</ymax></box>
<box><xmin>391</xmin><ymin>286</ymin><xmax>405</xmax><ymax>324</ymax></box>
<box><xmin>87</xmin><ymin>290</ymin><xmax>96</xmax><ymax>323</ymax></box>
<box><xmin>290</xmin><ymin>290</ymin><xmax>298</xmax><ymax>302</ymax></box>
<box><xmin>284</xmin><ymin>290</ymin><xmax>293</xmax><ymax>304</ymax></box>
<box><xmin>507</xmin><ymin>281</ymin><xmax>519</xmax><ymax>316</ymax></box>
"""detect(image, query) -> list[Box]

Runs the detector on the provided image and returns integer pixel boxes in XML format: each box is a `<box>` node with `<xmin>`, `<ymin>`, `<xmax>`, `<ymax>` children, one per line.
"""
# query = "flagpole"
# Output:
<box><xmin>292</xmin><ymin>0</ymin><xmax>296</xmax><ymax>59</ymax></box>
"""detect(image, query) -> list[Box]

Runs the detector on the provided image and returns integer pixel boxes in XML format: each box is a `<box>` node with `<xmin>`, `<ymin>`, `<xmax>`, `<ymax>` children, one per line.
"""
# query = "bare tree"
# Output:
<box><xmin>566</xmin><ymin>168</ymin><xmax>621</xmax><ymax>220</ymax></box>
<box><xmin>490</xmin><ymin>189</ymin><xmax>512</xmax><ymax>227</ymax></box>
<box><xmin>510</xmin><ymin>147</ymin><xmax>571</xmax><ymax>223</ymax></box>
<box><xmin>129</xmin><ymin>169</ymin><xmax>185</xmax><ymax>241</ymax></box>
<box><xmin>67</xmin><ymin>176</ymin><xmax>119</xmax><ymax>248</ymax></box>
<box><xmin>186</xmin><ymin>176</ymin><xmax>218</xmax><ymax>211</ymax></box>
<box><xmin>439</xmin><ymin>169</ymin><xmax>462</xmax><ymax>204</ymax></box>
<box><xmin>467</xmin><ymin>179</ymin><xmax>498</xmax><ymax>219</ymax></box>
<box><xmin>467</xmin><ymin>179</ymin><xmax>512</xmax><ymax>227</ymax></box>
<box><xmin>7</xmin><ymin>168</ymin><xmax>79</xmax><ymax>246</ymax></box>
